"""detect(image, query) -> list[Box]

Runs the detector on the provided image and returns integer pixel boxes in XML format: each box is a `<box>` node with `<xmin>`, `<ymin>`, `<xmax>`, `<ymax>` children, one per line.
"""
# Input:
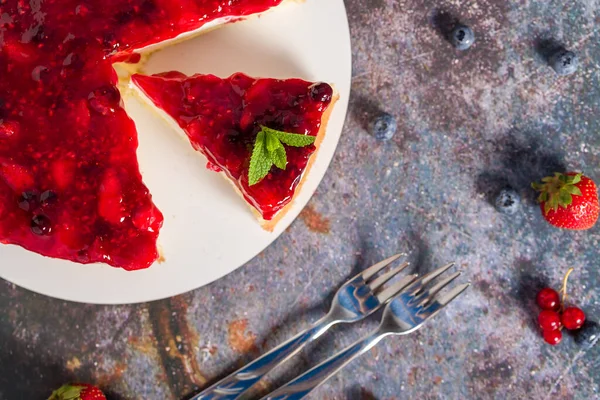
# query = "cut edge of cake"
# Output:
<box><xmin>109</xmin><ymin>3</ymin><xmax>288</xmax><ymax>265</ymax></box>
<box><xmin>113</xmin><ymin>2</ymin><xmax>290</xmax><ymax>81</ymax></box>
<box><xmin>134</xmin><ymin>0</ymin><xmax>294</xmax><ymax>56</ymax></box>
<box><xmin>129</xmin><ymin>77</ymin><xmax>338</xmax><ymax>232</ymax></box>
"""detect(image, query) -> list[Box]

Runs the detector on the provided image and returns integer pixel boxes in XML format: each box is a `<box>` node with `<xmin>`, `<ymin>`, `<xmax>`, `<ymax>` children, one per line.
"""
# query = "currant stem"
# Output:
<box><xmin>560</xmin><ymin>267</ymin><xmax>575</xmax><ymax>312</ymax></box>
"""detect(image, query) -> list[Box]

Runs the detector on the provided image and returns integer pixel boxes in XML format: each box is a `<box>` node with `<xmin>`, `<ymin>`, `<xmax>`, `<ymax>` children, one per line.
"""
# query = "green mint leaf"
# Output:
<box><xmin>248</xmin><ymin>131</ymin><xmax>273</xmax><ymax>186</ymax></box>
<box><xmin>265</xmin><ymin>131</ymin><xmax>280</xmax><ymax>153</ymax></box>
<box><xmin>261</xmin><ymin>126</ymin><xmax>316</xmax><ymax>147</ymax></box>
<box><xmin>248</xmin><ymin>126</ymin><xmax>315</xmax><ymax>185</ymax></box>
<box><xmin>272</xmin><ymin>144</ymin><xmax>287</xmax><ymax>170</ymax></box>
<box><xmin>264</xmin><ymin>131</ymin><xmax>287</xmax><ymax>169</ymax></box>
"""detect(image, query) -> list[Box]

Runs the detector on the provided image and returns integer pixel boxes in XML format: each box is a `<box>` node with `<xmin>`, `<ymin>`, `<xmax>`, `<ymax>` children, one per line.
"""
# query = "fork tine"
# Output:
<box><xmin>405</xmin><ymin>262</ymin><xmax>455</xmax><ymax>293</ymax></box>
<box><xmin>361</xmin><ymin>253</ymin><xmax>404</xmax><ymax>280</ymax></box>
<box><xmin>435</xmin><ymin>282</ymin><xmax>470</xmax><ymax>305</ymax></box>
<box><xmin>417</xmin><ymin>271</ymin><xmax>462</xmax><ymax>304</ymax></box>
<box><xmin>420</xmin><ymin>282</ymin><xmax>470</xmax><ymax>321</ymax></box>
<box><xmin>368</xmin><ymin>262</ymin><xmax>410</xmax><ymax>290</ymax></box>
<box><xmin>420</xmin><ymin>262</ymin><xmax>455</xmax><ymax>286</ymax></box>
<box><xmin>376</xmin><ymin>273</ymin><xmax>419</xmax><ymax>303</ymax></box>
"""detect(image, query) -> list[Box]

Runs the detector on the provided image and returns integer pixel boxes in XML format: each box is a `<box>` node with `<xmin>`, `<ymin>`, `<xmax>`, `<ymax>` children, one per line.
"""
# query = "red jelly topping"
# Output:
<box><xmin>132</xmin><ymin>72</ymin><xmax>334</xmax><ymax>221</ymax></box>
<box><xmin>0</xmin><ymin>0</ymin><xmax>282</xmax><ymax>270</ymax></box>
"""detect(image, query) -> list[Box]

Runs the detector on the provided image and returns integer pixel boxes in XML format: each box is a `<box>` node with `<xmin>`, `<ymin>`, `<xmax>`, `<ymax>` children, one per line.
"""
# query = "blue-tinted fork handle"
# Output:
<box><xmin>191</xmin><ymin>317</ymin><xmax>336</xmax><ymax>400</ymax></box>
<box><xmin>261</xmin><ymin>330</ymin><xmax>389</xmax><ymax>400</ymax></box>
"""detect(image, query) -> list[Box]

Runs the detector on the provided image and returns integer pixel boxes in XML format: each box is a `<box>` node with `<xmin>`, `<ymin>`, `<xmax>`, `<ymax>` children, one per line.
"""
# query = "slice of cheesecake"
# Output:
<box><xmin>132</xmin><ymin>72</ymin><xmax>337</xmax><ymax>230</ymax></box>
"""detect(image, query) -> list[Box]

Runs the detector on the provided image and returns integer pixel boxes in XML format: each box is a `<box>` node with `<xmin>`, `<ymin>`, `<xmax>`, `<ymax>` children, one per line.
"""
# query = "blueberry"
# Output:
<box><xmin>369</xmin><ymin>113</ymin><xmax>397</xmax><ymax>141</ymax></box>
<box><xmin>63</xmin><ymin>52</ymin><xmax>85</xmax><ymax>70</ymax></box>
<box><xmin>40</xmin><ymin>190</ymin><xmax>57</xmax><ymax>206</ymax></box>
<box><xmin>226</xmin><ymin>129</ymin><xmax>241</xmax><ymax>143</ymax></box>
<box><xmin>31</xmin><ymin>214</ymin><xmax>52</xmax><ymax>236</ymax></box>
<box><xmin>309</xmin><ymin>83</ymin><xmax>333</xmax><ymax>103</ymax></box>
<box><xmin>549</xmin><ymin>49</ymin><xmax>578</xmax><ymax>76</ymax></box>
<box><xmin>18</xmin><ymin>191</ymin><xmax>39</xmax><ymax>212</ymax></box>
<box><xmin>574</xmin><ymin>320</ymin><xmax>600</xmax><ymax>349</ymax></box>
<box><xmin>102</xmin><ymin>33</ymin><xmax>120</xmax><ymax>53</ymax></box>
<box><xmin>31</xmin><ymin>65</ymin><xmax>50</xmax><ymax>82</ymax></box>
<box><xmin>88</xmin><ymin>85</ymin><xmax>121</xmax><ymax>115</ymax></box>
<box><xmin>115</xmin><ymin>9</ymin><xmax>136</xmax><ymax>24</ymax></box>
<box><xmin>31</xmin><ymin>25</ymin><xmax>50</xmax><ymax>44</ymax></box>
<box><xmin>140</xmin><ymin>0</ymin><xmax>158</xmax><ymax>19</ymax></box>
<box><xmin>451</xmin><ymin>25</ymin><xmax>475</xmax><ymax>51</ymax></box>
<box><xmin>494</xmin><ymin>187</ymin><xmax>520</xmax><ymax>214</ymax></box>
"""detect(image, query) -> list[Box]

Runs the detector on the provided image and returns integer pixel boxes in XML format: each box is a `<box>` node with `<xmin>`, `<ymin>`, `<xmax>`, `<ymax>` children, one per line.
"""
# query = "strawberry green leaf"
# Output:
<box><xmin>547</xmin><ymin>195</ymin><xmax>560</xmax><ymax>213</ymax></box>
<box><xmin>48</xmin><ymin>384</ymin><xmax>84</xmax><ymax>400</ymax></box>
<box><xmin>532</xmin><ymin>172</ymin><xmax>587</xmax><ymax>215</ymax></box>
<box><xmin>248</xmin><ymin>131</ymin><xmax>273</xmax><ymax>186</ymax></box>
<box><xmin>568</xmin><ymin>173</ymin><xmax>582</xmax><ymax>185</ymax></box>
<box><xmin>565</xmin><ymin>185</ymin><xmax>582</xmax><ymax>196</ymax></box>
<box><xmin>559</xmin><ymin>173</ymin><xmax>568</xmax><ymax>183</ymax></box>
<box><xmin>558</xmin><ymin>190</ymin><xmax>573</xmax><ymax>207</ymax></box>
<box><xmin>544</xmin><ymin>201</ymin><xmax>552</xmax><ymax>215</ymax></box>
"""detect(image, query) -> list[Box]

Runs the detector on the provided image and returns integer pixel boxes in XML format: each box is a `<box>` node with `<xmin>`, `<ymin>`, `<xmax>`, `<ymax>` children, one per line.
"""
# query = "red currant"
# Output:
<box><xmin>562</xmin><ymin>307</ymin><xmax>585</xmax><ymax>330</ymax></box>
<box><xmin>543</xmin><ymin>329</ymin><xmax>562</xmax><ymax>345</ymax></box>
<box><xmin>536</xmin><ymin>287</ymin><xmax>560</xmax><ymax>311</ymax></box>
<box><xmin>538</xmin><ymin>310</ymin><xmax>561</xmax><ymax>331</ymax></box>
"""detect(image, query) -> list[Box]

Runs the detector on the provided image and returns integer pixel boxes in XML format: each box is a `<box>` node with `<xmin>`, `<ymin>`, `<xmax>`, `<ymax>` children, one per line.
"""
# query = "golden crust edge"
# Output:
<box><xmin>260</xmin><ymin>92</ymin><xmax>339</xmax><ymax>232</ymax></box>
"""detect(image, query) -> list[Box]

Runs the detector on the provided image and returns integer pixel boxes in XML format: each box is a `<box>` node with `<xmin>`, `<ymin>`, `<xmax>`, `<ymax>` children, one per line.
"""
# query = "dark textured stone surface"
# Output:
<box><xmin>2</xmin><ymin>0</ymin><xmax>600</xmax><ymax>399</ymax></box>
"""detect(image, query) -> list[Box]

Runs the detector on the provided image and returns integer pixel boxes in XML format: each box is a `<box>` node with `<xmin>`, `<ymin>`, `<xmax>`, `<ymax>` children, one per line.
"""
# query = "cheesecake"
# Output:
<box><xmin>0</xmin><ymin>0</ymin><xmax>285</xmax><ymax>270</ymax></box>
<box><xmin>132</xmin><ymin>72</ymin><xmax>337</xmax><ymax>229</ymax></box>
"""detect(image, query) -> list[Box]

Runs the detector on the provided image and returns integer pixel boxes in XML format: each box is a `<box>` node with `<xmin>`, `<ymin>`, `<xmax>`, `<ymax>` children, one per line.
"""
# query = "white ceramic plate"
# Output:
<box><xmin>0</xmin><ymin>0</ymin><xmax>351</xmax><ymax>304</ymax></box>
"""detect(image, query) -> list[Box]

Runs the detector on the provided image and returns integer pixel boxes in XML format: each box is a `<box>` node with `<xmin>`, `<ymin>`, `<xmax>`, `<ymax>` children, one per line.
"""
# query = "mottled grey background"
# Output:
<box><xmin>2</xmin><ymin>0</ymin><xmax>600</xmax><ymax>399</ymax></box>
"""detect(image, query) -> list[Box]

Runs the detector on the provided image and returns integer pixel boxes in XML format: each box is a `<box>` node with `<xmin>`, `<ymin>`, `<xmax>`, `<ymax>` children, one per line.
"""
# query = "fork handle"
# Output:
<box><xmin>261</xmin><ymin>330</ymin><xmax>387</xmax><ymax>400</ymax></box>
<box><xmin>191</xmin><ymin>317</ymin><xmax>335</xmax><ymax>400</ymax></box>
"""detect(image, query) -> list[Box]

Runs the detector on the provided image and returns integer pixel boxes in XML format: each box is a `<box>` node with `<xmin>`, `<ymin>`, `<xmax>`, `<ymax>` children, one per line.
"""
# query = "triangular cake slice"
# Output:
<box><xmin>132</xmin><ymin>72</ymin><xmax>337</xmax><ymax>229</ymax></box>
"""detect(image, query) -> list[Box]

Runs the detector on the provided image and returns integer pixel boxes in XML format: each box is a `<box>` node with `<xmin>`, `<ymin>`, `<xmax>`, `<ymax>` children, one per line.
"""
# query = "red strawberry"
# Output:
<box><xmin>48</xmin><ymin>383</ymin><xmax>106</xmax><ymax>400</ymax></box>
<box><xmin>532</xmin><ymin>172</ymin><xmax>599</xmax><ymax>230</ymax></box>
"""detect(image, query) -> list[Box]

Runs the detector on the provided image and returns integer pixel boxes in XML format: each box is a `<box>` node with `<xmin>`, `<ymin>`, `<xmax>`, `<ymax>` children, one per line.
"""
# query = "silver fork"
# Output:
<box><xmin>192</xmin><ymin>254</ymin><xmax>417</xmax><ymax>399</ymax></box>
<box><xmin>261</xmin><ymin>263</ymin><xmax>469</xmax><ymax>400</ymax></box>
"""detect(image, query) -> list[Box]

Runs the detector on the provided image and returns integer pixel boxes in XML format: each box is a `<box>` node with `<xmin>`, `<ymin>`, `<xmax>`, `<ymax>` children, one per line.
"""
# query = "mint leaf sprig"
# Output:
<box><xmin>248</xmin><ymin>126</ymin><xmax>316</xmax><ymax>186</ymax></box>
